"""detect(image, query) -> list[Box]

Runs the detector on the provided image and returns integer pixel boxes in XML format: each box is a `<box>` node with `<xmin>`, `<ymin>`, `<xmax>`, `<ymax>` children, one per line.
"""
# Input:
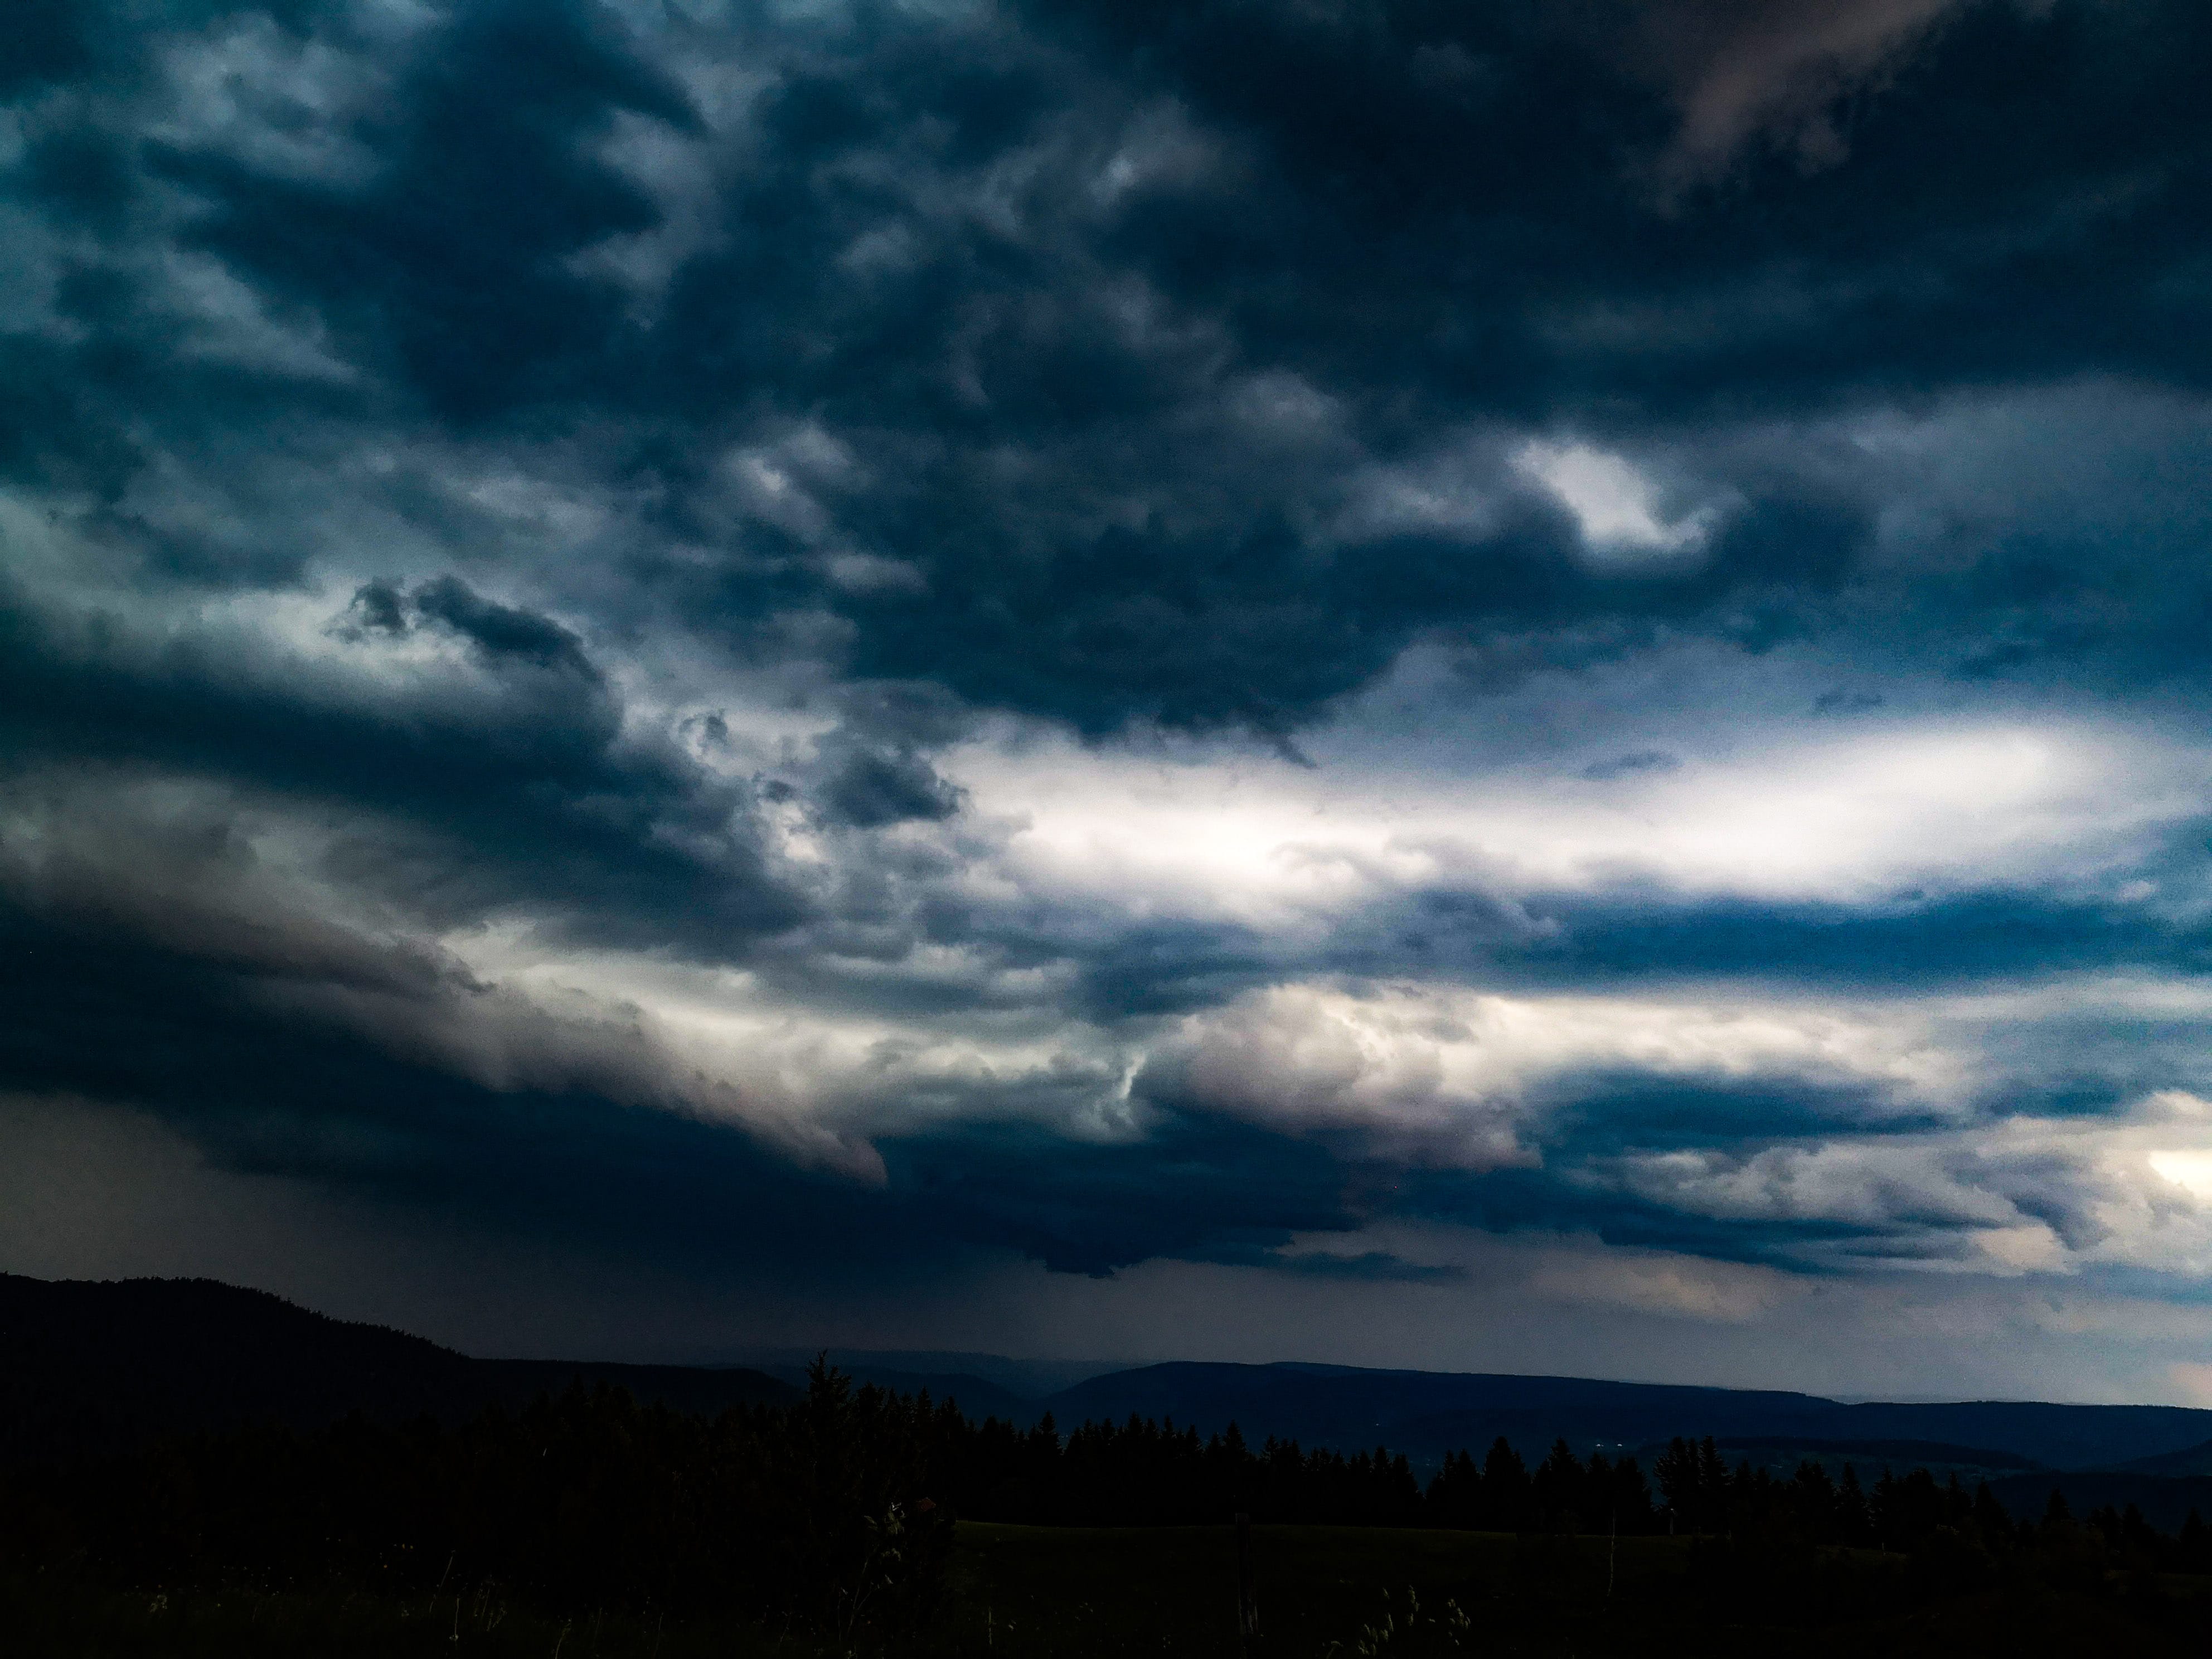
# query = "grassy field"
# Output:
<box><xmin>7</xmin><ymin>1522</ymin><xmax>2208</xmax><ymax>1658</ymax></box>
<box><xmin>943</xmin><ymin>1523</ymin><xmax>2212</xmax><ymax>1657</ymax></box>
<box><xmin>944</xmin><ymin>1522</ymin><xmax>1670</xmax><ymax>1656</ymax></box>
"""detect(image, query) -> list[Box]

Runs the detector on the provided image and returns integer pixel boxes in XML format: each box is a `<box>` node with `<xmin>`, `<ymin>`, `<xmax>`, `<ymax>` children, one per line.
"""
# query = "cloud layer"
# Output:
<box><xmin>8</xmin><ymin>0</ymin><xmax>2212</xmax><ymax>1396</ymax></box>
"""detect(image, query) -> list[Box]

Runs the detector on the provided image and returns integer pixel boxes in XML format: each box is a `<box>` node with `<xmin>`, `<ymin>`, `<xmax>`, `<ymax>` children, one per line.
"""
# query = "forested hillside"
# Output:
<box><xmin>0</xmin><ymin>1273</ymin><xmax>792</xmax><ymax>1462</ymax></box>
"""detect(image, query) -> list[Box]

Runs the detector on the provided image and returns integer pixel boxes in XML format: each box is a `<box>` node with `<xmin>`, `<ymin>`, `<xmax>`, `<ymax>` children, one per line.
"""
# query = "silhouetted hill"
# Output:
<box><xmin>1036</xmin><ymin>1361</ymin><xmax>2212</xmax><ymax>1472</ymax></box>
<box><xmin>1807</xmin><ymin>1400</ymin><xmax>2212</xmax><ymax>1475</ymax></box>
<box><xmin>18</xmin><ymin>1274</ymin><xmax>2212</xmax><ymax>1490</ymax></box>
<box><xmin>0</xmin><ymin>1273</ymin><xmax>792</xmax><ymax>1463</ymax></box>
<box><xmin>730</xmin><ymin>1348</ymin><xmax>1115</xmax><ymax>1398</ymax></box>
<box><xmin>1042</xmin><ymin>1362</ymin><xmax>1828</xmax><ymax>1461</ymax></box>
<box><xmin>2115</xmin><ymin>1436</ymin><xmax>2212</xmax><ymax>1478</ymax></box>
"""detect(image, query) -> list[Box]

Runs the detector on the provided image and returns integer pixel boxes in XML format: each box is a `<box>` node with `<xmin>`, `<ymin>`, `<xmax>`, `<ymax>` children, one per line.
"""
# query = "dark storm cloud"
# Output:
<box><xmin>705</xmin><ymin>0</ymin><xmax>2210</xmax><ymax>729</ymax></box>
<box><xmin>1013</xmin><ymin>0</ymin><xmax>2212</xmax><ymax>398</ymax></box>
<box><xmin>0</xmin><ymin>756</ymin><xmax>2027</xmax><ymax>1284</ymax></box>
<box><xmin>0</xmin><ymin>886</ymin><xmax>1369</xmax><ymax>1280</ymax></box>
<box><xmin>1581</xmin><ymin>749</ymin><xmax>1681</xmax><ymax>782</ymax></box>
<box><xmin>341</xmin><ymin>577</ymin><xmax>408</xmax><ymax>636</ymax></box>
<box><xmin>410</xmin><ymin>575</ymin><xmax>604</xmax><ymax>678</ymax></box>
<box><xmin>1391</xmin><ymin>1158</ymin><xmax>1875</xmax><ymax>1272</ymax></box>
<box><xmin>8</xmin><ymin>0</ymin><xmax>2212</xmax><ymax>1327</ymax></box>
<box><xmin>1537</xmin><ymin>1073</ymin><xmax>1953</xmax><ymax>1157</ymax></box>
<box><xmin>0</xmin><ymin>577</ymin><xmax>808</xmax><ymax>953</ymax></box>
<box><xmin>880</xmin><ymin>1114</ymin><xmax>1364</xmax><ymax>1277</ymax></box>
<box><xmin>12</xmin><ymin>1</ymin><xmax>2205</xmax><ymax>730</ymax></box>
<box><xmin>1317</xmin><ymin>885</ymin><xmax>2212</xmax><ymax>995</ymax></box>
<box><xmin>818</xmin><ymin>745</ymin><xmax>964</xmax><ymax>827</ymax></box>
<box><xmin>151</xmin><ymin>1</ymin><xmax>696</xmax><ymax>420</ymax></box>
<box><xmin>6</xmin><ymin>6</ymin><xmax>83</xmax><ymax>89</ymax></box>
<box><xmin>1067</xmin><ymin>920</ymin><xmax>1281</xmax><ymax>1020</ymax></box>
<box><xmin>0</xmin><ymin>780</ymin><xmax>2180</xmax><ymax>1288</ymax></box>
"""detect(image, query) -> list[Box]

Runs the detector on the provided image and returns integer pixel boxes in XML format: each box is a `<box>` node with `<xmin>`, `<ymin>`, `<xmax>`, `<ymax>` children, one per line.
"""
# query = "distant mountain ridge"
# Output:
<box><xmin>11</xmin><ymin>1274</ymin><xmax>2212</xmax><ymax>1480</ymax></box>
<box><xmin>1035</xmin><ymin>1361</ymin><xmax>2212</xmax><ymax>1473</ymax></box>
<box><xmin>2112</xmin><ymin>1436</ymin><xmax>2212</xmax><ymax>1478</ymax></box>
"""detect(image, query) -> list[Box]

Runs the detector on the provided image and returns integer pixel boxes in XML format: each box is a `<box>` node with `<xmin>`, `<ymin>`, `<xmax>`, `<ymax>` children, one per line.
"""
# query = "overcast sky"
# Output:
<box><xmin>10</xmin><ymin>0</ymin><xmax>2212</xmax><ymax>1403</ymax></box>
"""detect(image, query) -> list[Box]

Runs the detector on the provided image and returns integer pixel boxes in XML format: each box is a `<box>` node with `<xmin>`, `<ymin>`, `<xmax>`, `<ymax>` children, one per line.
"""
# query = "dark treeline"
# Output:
<box><xmin>10</xmin><ymin>1365</ymin><xmax>2212</xmax><ymax>1641</ymax></box>
<box><xmin>3</xmin><ymin>1363</ymin><xmax>952</xmax><ymax>1643</ymax></box>
<box><xmin>939</xmin><ymin>1410</ymin><xmax>2212</xmax><ymax>1576</ymax></box>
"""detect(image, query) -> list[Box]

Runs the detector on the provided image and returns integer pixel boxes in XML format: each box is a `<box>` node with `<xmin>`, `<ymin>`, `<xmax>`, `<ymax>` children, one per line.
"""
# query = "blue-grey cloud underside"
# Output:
<box><xmin>9</xmin><ymin>0</ymin><xmax>2212</xmax><ymax>1396</ymax></box>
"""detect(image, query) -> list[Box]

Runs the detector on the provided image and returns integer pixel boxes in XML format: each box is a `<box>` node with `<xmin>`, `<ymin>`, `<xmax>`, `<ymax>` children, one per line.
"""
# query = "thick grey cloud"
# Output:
<box><xmin>8</xmin><ymin>0</ymin><xmax>2212</xmax><ymax>1395</ymax></box>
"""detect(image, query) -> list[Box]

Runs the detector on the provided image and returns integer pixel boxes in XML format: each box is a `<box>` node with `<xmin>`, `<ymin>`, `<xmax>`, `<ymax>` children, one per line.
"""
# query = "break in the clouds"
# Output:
<box><xmin>8</xmin><ymin>0</ymin><xmax>2212</xmax><ymax>1398</ymax></box>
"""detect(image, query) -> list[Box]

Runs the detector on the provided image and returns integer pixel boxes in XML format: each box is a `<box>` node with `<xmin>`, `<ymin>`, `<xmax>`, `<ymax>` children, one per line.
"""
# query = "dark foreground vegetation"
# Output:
<box><xmin>7</xmin><ymin>1365</ymin><xmax>2212</xmax><ymax>1656</ymax></box>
